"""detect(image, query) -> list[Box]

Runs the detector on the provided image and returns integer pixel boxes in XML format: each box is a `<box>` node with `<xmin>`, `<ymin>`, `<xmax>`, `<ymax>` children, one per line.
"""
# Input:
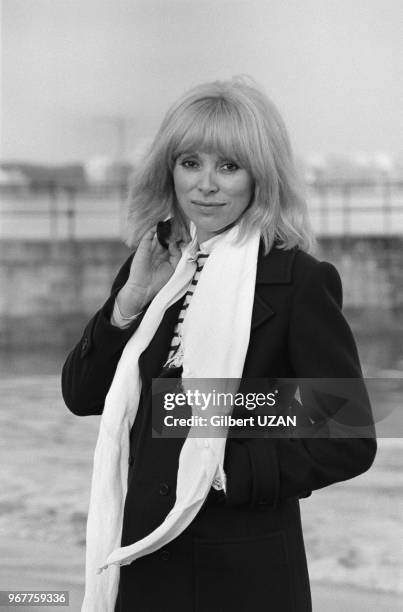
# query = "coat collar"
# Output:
<box><xmin>251</xmin><ymin>244</ymin><xmax>298</xmax><ymax>331</ymax></box>
<box><xmin>255</xmin><ymin>243</ymin><xmax>298</xmax><ymax>285</ymax></box>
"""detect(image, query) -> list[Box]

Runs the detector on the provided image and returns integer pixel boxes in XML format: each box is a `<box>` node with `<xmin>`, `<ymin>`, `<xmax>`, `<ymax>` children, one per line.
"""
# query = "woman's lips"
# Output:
<box><xmin>191</xmin><ymin>200</ymin><xmax>226</xmax><ymax>207</ymax></box>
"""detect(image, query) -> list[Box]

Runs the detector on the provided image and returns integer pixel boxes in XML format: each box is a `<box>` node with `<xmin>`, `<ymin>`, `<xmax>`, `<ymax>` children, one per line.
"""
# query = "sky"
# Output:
<box><xmin>1</xmin><ymin>0</ymin><xmax>403</xmax><ymax>163</ymax></box>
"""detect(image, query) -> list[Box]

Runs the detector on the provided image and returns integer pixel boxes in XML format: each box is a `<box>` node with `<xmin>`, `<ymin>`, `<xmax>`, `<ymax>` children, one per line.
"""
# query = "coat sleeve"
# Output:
<box><xmin>61</xmin><ymin>252</ymin><xmax>146</xmax><ymax>416</ymax></box>
<box><xmin>224</xmin><ymin>260</ymin><xmax>377</xmax><ymax>507</ymax></box>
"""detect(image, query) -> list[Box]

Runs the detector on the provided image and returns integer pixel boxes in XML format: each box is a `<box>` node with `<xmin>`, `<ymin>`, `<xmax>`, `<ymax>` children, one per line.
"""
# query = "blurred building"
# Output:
<box><xmin>84</xmin><ymin>156</ymin><xmax>133</xmax><ymax>186</ymax></box>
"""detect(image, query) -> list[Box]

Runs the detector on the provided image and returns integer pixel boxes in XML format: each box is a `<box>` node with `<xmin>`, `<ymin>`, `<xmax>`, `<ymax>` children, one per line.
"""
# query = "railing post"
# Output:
<box><xmin>66</xmin><ymin>187</ymin><xmax>76</xmax><ymax>240</ymax></box>
<box><xmin>382</xmin><ymin>179</ymin><xmax>391</xmax><ymax>235</ymax></box>
<box><xmin>48</xmin><ymin>183</ymin><xmax>58</xmax><ymax>242</ymax></box>
<box><xmin>342</xmin><ymin>182</ymin><xmax>351</xmax><ymax>235</ymax></box>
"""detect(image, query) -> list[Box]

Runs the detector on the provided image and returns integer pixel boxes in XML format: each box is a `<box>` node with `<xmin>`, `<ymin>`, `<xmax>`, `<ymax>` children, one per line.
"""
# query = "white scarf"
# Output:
<box><xmin>82</xmin><ymin>224</ymin><xmax>260</xmax><ymax>611</ymax></box>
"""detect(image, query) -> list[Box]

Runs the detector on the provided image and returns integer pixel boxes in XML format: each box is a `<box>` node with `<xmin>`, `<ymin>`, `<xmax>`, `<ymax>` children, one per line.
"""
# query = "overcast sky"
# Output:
<box><xmin>1</xmin><ymin>0</ymin><xmax>402</xmax><ymax>163</ymax></box>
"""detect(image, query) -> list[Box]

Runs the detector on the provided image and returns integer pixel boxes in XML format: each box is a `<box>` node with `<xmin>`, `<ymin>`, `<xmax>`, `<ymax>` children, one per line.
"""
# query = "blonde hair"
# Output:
<box><xmin>125</xmin><ymin>76</ymin><xmax>315</xmax><ymax>254</ymax></box>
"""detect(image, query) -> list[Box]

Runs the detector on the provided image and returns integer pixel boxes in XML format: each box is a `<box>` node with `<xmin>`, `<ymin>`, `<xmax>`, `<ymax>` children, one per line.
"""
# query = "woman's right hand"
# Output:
<box><xmin>116</xmin><ymin>227</ymin><xmax>182</xmax><ymax>317</ymax></box>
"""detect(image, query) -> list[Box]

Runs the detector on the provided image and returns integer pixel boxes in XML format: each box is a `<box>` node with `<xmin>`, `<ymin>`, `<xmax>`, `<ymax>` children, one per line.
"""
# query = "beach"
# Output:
<box><xmin>0</xmin><ymin>354</ymin><xmax>402</xmax><ymax>610</ymax></box>
<box><xmin>1</xmin><ymin>543</ymin><xmax>402</xmax><ymax>611</ymax></box>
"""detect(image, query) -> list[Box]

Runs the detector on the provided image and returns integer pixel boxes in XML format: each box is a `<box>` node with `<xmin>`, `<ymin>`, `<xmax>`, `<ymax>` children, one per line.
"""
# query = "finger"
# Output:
<box><xmin>167</xmin><ymin>243</ymin><xmax>181</xmax><ymax>268</ymax></box>
<box><xmin>152</xmin><ymin>240</ymin><xmax>170</xmax><ymax>269</ymax></box>
<box><xmin>152</xmin><ymin>233</ymin><xmax>167</xmax><ymax>257</ymax></box>
<box><xmin>141</xmin><ymin>226</ymin><xmax>157</xmax><ymax>243</ymax></box>
<box><xmin>168</xmin><ymin>239</ymin><xmax>182</xmax><ymax>258</ymax></box>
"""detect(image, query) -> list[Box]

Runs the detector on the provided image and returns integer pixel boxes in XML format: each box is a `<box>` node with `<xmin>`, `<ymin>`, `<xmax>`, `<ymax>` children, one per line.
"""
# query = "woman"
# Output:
<box><xmin>62</xmin><ymin>77</ymin><xmax>376</xmax><ymax>612</ymax></box>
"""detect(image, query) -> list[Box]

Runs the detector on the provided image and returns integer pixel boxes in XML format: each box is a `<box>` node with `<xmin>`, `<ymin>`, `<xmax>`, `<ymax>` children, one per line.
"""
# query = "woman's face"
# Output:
<box><xmin>173</xmin><ymin>150</ymin><xmax>253</xmax><ymax>243</ymax></box>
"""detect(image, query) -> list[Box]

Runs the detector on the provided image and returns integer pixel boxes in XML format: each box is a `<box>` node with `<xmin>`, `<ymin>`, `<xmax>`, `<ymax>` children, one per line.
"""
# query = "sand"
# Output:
<box><xmin>0</xmin><ymin>538</ymin><xmax>402</xmax><ymax>611</ymax></box>
<box><xmin>1</xmin><ymin>369</ymin><xmax>402</xmax><ymax>611</ymax></box>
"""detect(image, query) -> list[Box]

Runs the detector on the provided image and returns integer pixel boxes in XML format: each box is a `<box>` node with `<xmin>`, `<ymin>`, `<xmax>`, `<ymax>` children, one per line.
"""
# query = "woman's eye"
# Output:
<box><xmin>221</xmin><ymin>162</ymin><xmax>239</xmax><ymax>172</ymax></box>
<box><xmin>181</xmin><ymin>159</ymin><xmax>198</xmax><ymax>169</ymax></box>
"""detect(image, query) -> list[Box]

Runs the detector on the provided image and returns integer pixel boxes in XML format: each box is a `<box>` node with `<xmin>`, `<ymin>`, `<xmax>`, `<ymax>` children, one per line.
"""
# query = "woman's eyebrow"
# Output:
<box><xmin>175</xmin><ymin>150</ymin><xmax>239</xmax><ymax>163</ymax></box>
<box><xmin>176</xmin><ymin>150</ymin><xmax>199</xmax><ymax>158</ymax></box>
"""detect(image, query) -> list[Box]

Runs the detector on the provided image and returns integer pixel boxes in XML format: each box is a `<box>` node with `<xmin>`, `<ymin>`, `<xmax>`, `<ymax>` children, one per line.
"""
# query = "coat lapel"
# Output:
<box><xmin>251</xmin><ymin>245</ymin><xmax>298</xmax><ymax>331</ymax></box>
<box><xmin>251</xmin><ymin>292</ymin><xmax>275</xmax><ymax>331</ymax></box>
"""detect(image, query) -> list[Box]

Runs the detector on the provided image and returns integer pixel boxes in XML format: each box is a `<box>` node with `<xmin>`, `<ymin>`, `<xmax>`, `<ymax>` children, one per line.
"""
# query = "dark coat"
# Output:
<box><xmin>62</xmin><ymin>245</ymin><xmax>376</xmax><ymax>612</ymax></box>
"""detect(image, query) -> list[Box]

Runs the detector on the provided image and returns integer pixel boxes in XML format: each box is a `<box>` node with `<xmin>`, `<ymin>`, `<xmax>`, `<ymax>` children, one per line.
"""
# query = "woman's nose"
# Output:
<box><xmin>197</xmin><ymin>169</ymin><xmax>219</xmax><ymax>194</ymax></box>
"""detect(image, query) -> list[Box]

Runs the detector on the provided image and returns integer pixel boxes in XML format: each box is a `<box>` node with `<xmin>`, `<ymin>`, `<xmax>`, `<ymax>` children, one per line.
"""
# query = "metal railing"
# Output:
<box><xmin>306</xmin><ymin>179</ymin><xmax>403</xmax><ymax>236</ymax></box>
<box><xmin>1</xmin><ymin>180</ymin><xmax>403</xmax><ymax>240</ymax></box>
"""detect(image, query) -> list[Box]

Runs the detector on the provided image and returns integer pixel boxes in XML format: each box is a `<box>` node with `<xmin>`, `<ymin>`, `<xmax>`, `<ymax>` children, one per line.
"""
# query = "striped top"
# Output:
<box><xmin>163</xmin><ymin>251</ymin><xmax>209</xmax><ymax>368</ymax></box>
<box><xmin>162</xmin><ymin>229</ymin><xmax>230</xmax><ymax>369</ymax></box>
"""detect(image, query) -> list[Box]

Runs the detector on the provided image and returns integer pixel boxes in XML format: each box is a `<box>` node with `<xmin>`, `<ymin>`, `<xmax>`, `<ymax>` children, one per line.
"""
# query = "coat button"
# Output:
<box><xmin>160</xmin><ymin>549</ymin><xmax>170</xmax><ymax>561</ymax></box>
<box><xmin>159</xmin><ymin>483</ymin><xmax>170</xmax><ymax>496</ymax></box>
<box><xmin>81</xmin><ymin>337</ymin><xmax>89</xmax><ymax>353</ymax></box>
